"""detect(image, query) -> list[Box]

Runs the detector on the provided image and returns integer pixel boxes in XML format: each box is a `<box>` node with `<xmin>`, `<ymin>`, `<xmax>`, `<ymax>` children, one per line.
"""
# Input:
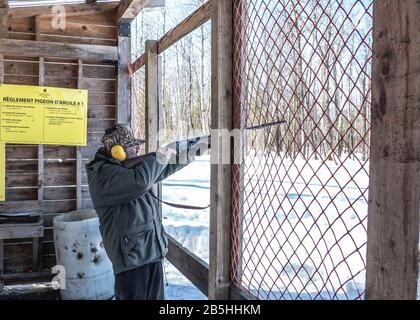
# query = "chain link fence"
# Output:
<box><xmin>231</xmin><ymin>0</ymin><xmax>373</xmax><ymax>300</ymax></box>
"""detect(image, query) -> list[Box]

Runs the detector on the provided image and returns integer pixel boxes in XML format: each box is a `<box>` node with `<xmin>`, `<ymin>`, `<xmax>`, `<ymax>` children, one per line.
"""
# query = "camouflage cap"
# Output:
<box><xmin>102</xmin><ymin>124</ymin><xmax>145</xmax><ymax>152</ymax></box>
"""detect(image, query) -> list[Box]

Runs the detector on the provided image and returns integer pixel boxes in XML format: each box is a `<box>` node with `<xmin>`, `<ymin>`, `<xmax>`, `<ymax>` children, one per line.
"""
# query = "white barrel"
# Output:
<box><xmin>53</xmin><ymin>210</ymin><xmax>114</xmax><ymax>300</ymax></box>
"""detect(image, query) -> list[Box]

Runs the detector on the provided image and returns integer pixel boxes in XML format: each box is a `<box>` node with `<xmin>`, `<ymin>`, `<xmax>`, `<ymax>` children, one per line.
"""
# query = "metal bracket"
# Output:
<box><xmin>119</xmin><ymin>19</ymin><xmax>131</xmax><ymax>37</ymax></box>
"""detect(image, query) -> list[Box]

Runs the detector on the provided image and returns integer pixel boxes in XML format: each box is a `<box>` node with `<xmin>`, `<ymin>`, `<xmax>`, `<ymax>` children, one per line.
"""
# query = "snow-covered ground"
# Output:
<box><xmin>162</xmin><ymin>153</ymin><xmax>371</xmax><ymax>300</ymax></box>
<box><xmin>162</xmin><ymin>156</ymin><xmax>210</xmax><ymax>300</ymax></box>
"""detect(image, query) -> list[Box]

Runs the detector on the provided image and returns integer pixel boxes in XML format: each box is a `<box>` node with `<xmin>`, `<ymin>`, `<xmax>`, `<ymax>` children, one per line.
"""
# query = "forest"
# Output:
<box><xmin>131</xmin><ymin>0</ymin><xmax>372</xmax><ymax>162</ymax></box>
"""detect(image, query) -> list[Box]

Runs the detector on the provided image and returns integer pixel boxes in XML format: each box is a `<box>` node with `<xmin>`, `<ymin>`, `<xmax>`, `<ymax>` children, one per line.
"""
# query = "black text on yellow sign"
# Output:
<box><xmin>0</xmin><ymin>84</ymin><xmax>88</xmax><ymax>146</ymax></box>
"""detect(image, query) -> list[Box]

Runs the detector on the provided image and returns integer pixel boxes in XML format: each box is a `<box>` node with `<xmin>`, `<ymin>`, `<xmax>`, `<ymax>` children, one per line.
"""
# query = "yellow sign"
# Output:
<box><xmin>0</xmin><ymin>84</ymin><xmax>88</xmax><ymax>146</ymax></box>
<box><xmin>0</xmin><ymin>143</ymin><xmax>4</xmax><ymax>202</ymax></box>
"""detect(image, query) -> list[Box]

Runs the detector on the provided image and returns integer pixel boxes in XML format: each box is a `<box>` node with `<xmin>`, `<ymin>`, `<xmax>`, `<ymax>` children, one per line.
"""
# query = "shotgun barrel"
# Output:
<box><xmin>245</xmin><ymin>120</ymin><xmax>287</xmax><ymax>130</ymax></box>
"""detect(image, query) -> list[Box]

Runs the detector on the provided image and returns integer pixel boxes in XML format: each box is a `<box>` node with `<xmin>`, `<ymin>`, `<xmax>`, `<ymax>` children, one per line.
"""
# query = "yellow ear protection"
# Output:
<box><xmin>111</xmin><ymin>145</ymin><xmax>127</xmax><ymax>161</ymax></box>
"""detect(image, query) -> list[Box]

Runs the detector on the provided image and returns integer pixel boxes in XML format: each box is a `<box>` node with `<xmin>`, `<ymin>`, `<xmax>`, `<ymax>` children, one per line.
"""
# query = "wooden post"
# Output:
<box><xmin>117</xmin><ymin>19</ymin><xmax>132</xmax><ymax>125</ymax></box>
<box><xmin>0</xmin><ymin>53</ymin><xmax>3</xmax><ymax>85</ymax></box>
<box><xmin>209</xmin><ymin>0</ymin><xmax>233</xmax><ymax>300</ymax></box>
<box><xmin>0</xmin><ymin>7</ymin><xmax>6</xmax><ymax>85</ymax></box>
<box><xmin>145</xmin><ymin>40</ymin><xmax>159</xmax><ymax>153</ymax></box>
<box><xmin>0</xmin><ymin>4</ymin><xmax>5</xmax><ymax>291</ymax></box>
<box><xmin>35</xmin><ymin>16</ymin><xmax>44</xmax><ymax>272</ymax></box>
<box><xmin>366</xmin><ymin>0</ymin><xmax>420</xmax><ymax>300</ymax></box>
<box><xmin>37</xmin><ymin>58</ymin><xmax>45</xmax><ymax>201</ymax></box>
<box><xmin>144</xmin><ymin>39</ymin><xmax>162</xmax><ymax>205</ymax></box>
<box><xmin>76</xmin><ymin>59</ymin><xmax>83</xmax><ymax>210</ymax></box>
<box><xmin>0</xmin><ymin>238</ymin><xmax>3</xmax><ymax>291</ymax></box>
<box><xmin>0</xmin><ymin>8</ymin><xmax>6</xmax><ymax>85</ymax></box>
<box><xmin>0</xmin><ymin>8</ymin><xmax>6</xmax><ymax>40</ymax></box>
<box><xmin>35</xmin><ymin>17</ymin><xmax>44</xmax><ymax>204</ymax></box>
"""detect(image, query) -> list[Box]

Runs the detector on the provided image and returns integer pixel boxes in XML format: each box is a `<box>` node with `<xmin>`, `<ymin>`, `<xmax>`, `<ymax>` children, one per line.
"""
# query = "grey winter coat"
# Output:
<box><xmin>86</xmin><ymin>148</ymin><xmax>188</xmax><ymax>274</ymax></box>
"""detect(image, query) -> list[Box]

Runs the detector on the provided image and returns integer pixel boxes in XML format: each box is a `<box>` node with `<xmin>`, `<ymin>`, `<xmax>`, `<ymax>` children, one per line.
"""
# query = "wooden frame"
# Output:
<box><xmin>131</xmin><ymin>0</ymin><xmax>211</xmax><ymax>73</ymax></box>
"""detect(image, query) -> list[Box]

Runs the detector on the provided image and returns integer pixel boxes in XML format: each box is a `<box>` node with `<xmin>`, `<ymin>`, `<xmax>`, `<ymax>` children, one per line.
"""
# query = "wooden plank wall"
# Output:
<box><xmin>1</xmin><ymin>9</ymin><xmax>118</xmax><ymax>273</ymax></box>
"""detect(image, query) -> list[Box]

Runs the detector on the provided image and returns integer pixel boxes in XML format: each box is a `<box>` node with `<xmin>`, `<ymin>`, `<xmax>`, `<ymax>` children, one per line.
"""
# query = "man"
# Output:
<box><xmin>86</xmin><ymin>124</ymin><xmax>209</xmax><ymax>300</ymax></box>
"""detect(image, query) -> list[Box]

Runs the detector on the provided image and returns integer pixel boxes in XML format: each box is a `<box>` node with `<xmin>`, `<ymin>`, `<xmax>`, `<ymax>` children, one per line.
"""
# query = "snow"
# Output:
<box><xmin>162</xmin><ymin>156</ymin><xmax>210</xmax><ymax>300</ymax></box>
<box><xmin>162</xmin><ymin>154</ymin><xmax>371</xmax><ymax>300</ymax></box>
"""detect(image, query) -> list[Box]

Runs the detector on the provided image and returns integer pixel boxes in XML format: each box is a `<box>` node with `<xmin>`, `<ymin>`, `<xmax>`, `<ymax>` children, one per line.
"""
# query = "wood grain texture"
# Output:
<box><xmin>8</xmin><ymin>2</ymin><xmax>119</xmax><ymax>19</ymax></box>
<box><xmin>0</xmin><ymin>8</ymin><xmax>7</xmax><ymax>39</ymax></box>
<box><xmin>166</xmin><ymin>235</ymin><xmax>209</xmax><ymax>296</ymax></box>
<box><xmin>118</xmin><ymin>0</ymin><xmax>164</xmax><ymax>21</ymax></box>
<box><xmin>116</xmin><ymin>32</ymin><xmax>131</xmax><ymax>124</ymax></box>
<box><xmin>38</xmin><ymin>20</ymin><xmax>117</xmax><ymax>40</ymax></box>
<box><xmin>365</xmin><ymin>0</ymin><xmax>420</xmax><ymax>300</ymax></box>
<box><xmin>209</xmin><ymin>0</ymin><xmax>233</xmax><ymax>300</ymax></box>
<box><xmin>0</xmin><ymin>39</ymin><xmax>118</xmax><ymax>61</ymax></box>
<box><xmin>145</xmin><ymin>40</ymin><xmax>159</xmax><ymax>153</ymax></box>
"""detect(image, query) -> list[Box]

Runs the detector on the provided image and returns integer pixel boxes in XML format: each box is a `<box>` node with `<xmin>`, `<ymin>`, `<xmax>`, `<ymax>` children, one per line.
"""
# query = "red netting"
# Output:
<box><xmin>231</xmin><ymin>0</ymin><xmax>372</xmax><ymax>300</ymax></box>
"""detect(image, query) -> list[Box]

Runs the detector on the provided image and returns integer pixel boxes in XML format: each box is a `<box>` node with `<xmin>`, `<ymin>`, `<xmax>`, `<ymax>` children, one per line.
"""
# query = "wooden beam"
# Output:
<box><xmin>166</xmin><ymin>236</ymin><xmax>209</xmax><ymax>296</ymax></box>
<box><xmin>0</xmin><ymin>39</ymin><xmax>118</xmax><ymax>61</ymax></box>
<box><xmin>0</xmin><ymin>7</ymin><xmax>6</xmax><ymax>84</ymax></box>
<box><xmin>8</xmin><ymin>2</ymin><xmax>119</xmax><ymax>19</ymax></box>
<box><xmin>76</xmin><ymin>59</ymin><xmax>83</xmax><ymax>211</ymax></box>
<box><xmin>0</xmin><ymin>1</ymin><xmax>8</xmax><ymax>9</ymax></box>
<box><xmin>36</xmin><ymin>16</ymin><xmax>44</xmax><ymax>205</ymax></box>
<box><xmin>0</xmin><ymin>283</ymin><xmax>60</xmax><ymax>300</ymax></box>
<box><xmin>0</xmin><ymin>224</ymin><xmax>43</xmax><ymax>240</ymax></box>
<box><xmin>144</xmin><ymin>39</ymin><xmax>159</xmax><ymax>153</ymax></box>
<box><xmin>0</xmin><ymin>11</ymin><xmax>4</xmax><ymax>285</ymax></box>
<box><xmin>2</xmin><ymin>271</ymin><xmax>55</xmax><ymax>286</ymax></box>
<box><xmin>37</xmin><ymin>60</ymin><xmax>45</xmax><ymax>198</ymax></box>
<box><xmin>0</xmin><ymin>239</ymin><xmax>3</xmax><ymax>291</ymax></box>
<box><xmin>116</xmin><ymin>21</ymin><xmax>132</xmax><ymax>124</ymax></box>
<box><xmin>0</xmin><ymin>54</ymin><xmax>3</xmax><ymax>86</ymax></box>
<box><xmin>0</xmin><ymin>201</ymin><xmax>42</xmax><ymax>213</ymax></box>
<box><xmin>158</xmin><ymin>0</ymin><xmax>211</xmax><ymax>54</ymax></box>
<box><xmin>144</xmin><ymin>39</ymin><xmax>162</xmax><ymax>200</ymax></box>
<box><xmin>131</xmin><ymin>52</ymin><xmax>145</xmax><ymax>74</ymax></box>
<box><xmin>0</xmin><ymin>8</ymin><xmax>7</xmax><ymax>39</ymax></box>
<box><xmin>118</xmin><ymin>0</ymin><xmax>165</xmax><ymax>21</ymax></box>
<box><xmin>365</xmin><ymin>0</ymin><xmax>420</xmax><ymax>300</ymax></box>
<box><xmin>209</xmin><ymin>0</ymin><xmax>233</xmax><ymax>300</ymax></box>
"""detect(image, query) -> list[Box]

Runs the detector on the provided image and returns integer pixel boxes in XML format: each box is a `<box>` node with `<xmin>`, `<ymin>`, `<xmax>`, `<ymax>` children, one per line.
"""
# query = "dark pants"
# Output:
<box><xmin>114</xmin><ymin>261</ymin><xmax>165</xmax><ymax>300</ymax></box>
